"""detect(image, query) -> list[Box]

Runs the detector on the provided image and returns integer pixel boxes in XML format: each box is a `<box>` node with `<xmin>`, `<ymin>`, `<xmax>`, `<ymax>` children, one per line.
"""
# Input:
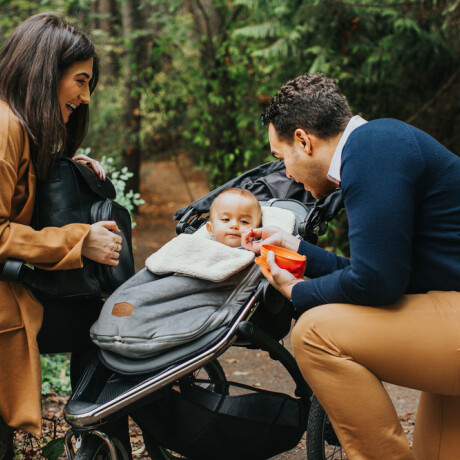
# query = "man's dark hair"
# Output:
<box><xmin>261</xmin><ymin>73</ymin><xmax>352</xmax><ymax>143</ymax></box>
<box><xmin>0</xmin><ymin>13</ymin><xmax>99</xmax><ymax>179</ymax></box>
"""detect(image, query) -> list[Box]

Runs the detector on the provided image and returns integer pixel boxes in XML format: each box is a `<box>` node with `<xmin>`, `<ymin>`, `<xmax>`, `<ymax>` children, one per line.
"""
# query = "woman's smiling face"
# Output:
<box><xmin>57</xmin><ymin>58</ymin><xmax>93</xmax><ymax>124</ymax></box>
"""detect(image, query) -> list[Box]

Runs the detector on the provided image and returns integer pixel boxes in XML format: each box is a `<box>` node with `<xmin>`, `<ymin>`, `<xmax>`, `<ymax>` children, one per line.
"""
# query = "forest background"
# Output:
<box><xmin>1</xmin><ymin>0</ymin><xmax>459</xmax><ymax>400</ymax></box>
<box><xmin>0</xmin><ymin>0</ymin><xmax>459</xmax><ymax>457</ymax></box>
<box><xmin>1</xmin><ymin>0</ymin><xmax>459</xmax><ymax>249</ymax></box>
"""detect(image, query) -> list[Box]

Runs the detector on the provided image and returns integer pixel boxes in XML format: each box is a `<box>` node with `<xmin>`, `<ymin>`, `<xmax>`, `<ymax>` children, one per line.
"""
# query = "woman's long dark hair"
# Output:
<box><xmin>0</xmin><ymin>13</ymin><xmax>99</xmax><ymax>179</ymax></box>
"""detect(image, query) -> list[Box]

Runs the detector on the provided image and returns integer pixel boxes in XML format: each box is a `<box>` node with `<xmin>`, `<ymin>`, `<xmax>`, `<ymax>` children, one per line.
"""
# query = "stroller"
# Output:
<box><xmin>62</xmin><ymin>161</ymin><xmax>346</xmax><ymax>460</ymax></box>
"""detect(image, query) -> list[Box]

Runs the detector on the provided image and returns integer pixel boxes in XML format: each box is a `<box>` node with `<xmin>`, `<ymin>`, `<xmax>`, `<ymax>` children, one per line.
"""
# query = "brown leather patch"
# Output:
<box><xmin>112</xmin><ymin>302</ymin><xmax>134</xmax><ymax>317</ymax></box>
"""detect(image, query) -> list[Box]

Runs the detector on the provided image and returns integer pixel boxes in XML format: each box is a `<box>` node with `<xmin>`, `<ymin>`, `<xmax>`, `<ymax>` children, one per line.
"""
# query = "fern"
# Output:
<box><xmin>254</xmin><ymin>37</ymin><xmax>290</xmax><ymax>58</ymax></box>
<box><xmin>234</xmin><ymin>21</ymin><xmax>285</xmax><ymax>39</ymax></box>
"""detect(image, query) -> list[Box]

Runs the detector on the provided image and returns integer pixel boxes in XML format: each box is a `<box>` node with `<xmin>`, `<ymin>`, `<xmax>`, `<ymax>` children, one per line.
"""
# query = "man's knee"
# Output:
<box><xmin>291</xmin><ymin>304</ymin><xmax>335</xmax><ymax>356</ymax></box>
<box><xmin>291</xmin><ymin>303</ymin><xmax>353</xmax><ymax>386</ymax></box>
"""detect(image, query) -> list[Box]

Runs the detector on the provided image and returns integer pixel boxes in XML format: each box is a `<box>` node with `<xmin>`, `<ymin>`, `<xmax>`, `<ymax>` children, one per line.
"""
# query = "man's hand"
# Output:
<box><xmin>242</xmin><ymin>225</ymin><xmax>301</xmax><ymax>255</ymax></box>
<box><xmin>260</xmin><ymin>250</ymin><xmax>304</xmax><ymax>300</ymax></box>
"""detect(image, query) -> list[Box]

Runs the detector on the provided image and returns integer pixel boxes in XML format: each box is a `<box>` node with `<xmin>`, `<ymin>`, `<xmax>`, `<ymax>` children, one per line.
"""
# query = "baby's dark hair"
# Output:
<box><xmin>209</xmin><ymin>188</ymin><xmax>262</xmax><ymax>226</ymax></box>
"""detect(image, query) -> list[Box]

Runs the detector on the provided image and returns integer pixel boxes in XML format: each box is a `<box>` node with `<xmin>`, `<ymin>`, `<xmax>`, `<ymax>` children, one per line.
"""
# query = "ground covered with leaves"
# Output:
<box><xmin>14</xmin><ymin>392</ymin><xmax>150</xmax><ymax>459</ymax></box>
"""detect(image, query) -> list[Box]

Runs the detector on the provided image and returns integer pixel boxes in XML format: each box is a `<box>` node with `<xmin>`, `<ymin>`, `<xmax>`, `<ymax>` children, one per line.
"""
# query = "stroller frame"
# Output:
<box><xmin>63</xmin><ymin>273</ymin><xmax>312</xmax><ymax>457</ymax></box>
<box><xmin>63</xmin><ymin>178</ymin><xmax>345</xmax><ymax>459</ymax></box>
<box><xmin>66</xmin><ymin>283</ymin><xmax>261</xmax><ymax>428</ymax></box>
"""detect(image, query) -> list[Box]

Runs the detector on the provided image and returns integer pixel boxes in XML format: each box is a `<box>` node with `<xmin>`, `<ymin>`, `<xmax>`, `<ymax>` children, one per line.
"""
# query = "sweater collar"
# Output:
<box><xmin>327</xmin><ymin>115</ymin><xmax>367</xmax><ymax>186</ymax></box>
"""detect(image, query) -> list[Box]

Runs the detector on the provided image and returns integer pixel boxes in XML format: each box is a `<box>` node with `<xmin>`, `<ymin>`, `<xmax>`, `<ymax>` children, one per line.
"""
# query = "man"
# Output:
<box><xmin>243</xmin><ymin>73</ymin><xmax>460</xmax><ymax>459</ymax></box>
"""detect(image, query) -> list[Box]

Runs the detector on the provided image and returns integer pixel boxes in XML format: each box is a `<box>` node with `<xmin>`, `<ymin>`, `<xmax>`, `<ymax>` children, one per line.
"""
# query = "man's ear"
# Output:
<box><xmin>294</xmin><ymin>128</ymin><xmax>313</xmax><ymax>155</ymax></box>
<box><xmin>206</xmin><ymin>221</ymin><xmax>213</xmax><ymax>236</ymax></box>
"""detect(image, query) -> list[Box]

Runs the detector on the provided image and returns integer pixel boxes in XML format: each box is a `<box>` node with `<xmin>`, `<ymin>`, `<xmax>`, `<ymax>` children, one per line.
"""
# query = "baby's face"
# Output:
<box><xmin>206</xmin><ymin>194</ymin><xmax>261</xmax><ymax>247</ymax></box>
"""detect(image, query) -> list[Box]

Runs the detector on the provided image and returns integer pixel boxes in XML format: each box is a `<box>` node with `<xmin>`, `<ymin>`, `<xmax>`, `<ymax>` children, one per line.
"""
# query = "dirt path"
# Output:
<box><xmin>133</xmin><ymin>155</ymin><xmax>420</xmax><ymax>458</ymax></box>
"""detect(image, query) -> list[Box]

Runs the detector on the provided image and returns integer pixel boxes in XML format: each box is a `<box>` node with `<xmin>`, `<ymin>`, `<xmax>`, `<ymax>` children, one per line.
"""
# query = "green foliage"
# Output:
<box><xmin>1</xmin><ymin>0</ymin><xmax>458</xmax><ymax>255</ymax></box>
<box><xmin>81</xmin><ymin>82</ymin><xmax>128</xmax><ymax>160</ymax></box>
<box><xmin>139</xmin><ymin>0</ymin><xmax>458</xmax><ymax>193</ymax></box>
<box><xmin>40</xmin><ymin>354</ymin><xmax>71</xmax><ymax>396</ymax></box>
<box><xmin>139</xmin><ymin>0</ymin><xmax>273</xmax><ymax>187</ymax></box>
<box><xmin>41</xmin><ymin>438</ymin><xmax>65</xmax><ymax>460</ymax></box>
<box><xmin>99</xmin><ymin>155</ymin><xmax>145</xmax><ymax>223</ymax></box>
<box><xmin>234</xmin><ymin>0</ymin><xmax>459</xmax><ymax>146</ymax></box>
<box><xmin>318</xmin><ymin>211</ymin><xmax>350</xmax><ymax>258</ymax></box>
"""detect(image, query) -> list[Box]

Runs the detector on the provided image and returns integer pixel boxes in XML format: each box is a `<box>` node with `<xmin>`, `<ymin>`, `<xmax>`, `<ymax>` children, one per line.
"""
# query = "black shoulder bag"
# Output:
<box><xmin>0</xmin><ymin>157</ymin><xmax>135</xmax><ymax>300</ymax></box>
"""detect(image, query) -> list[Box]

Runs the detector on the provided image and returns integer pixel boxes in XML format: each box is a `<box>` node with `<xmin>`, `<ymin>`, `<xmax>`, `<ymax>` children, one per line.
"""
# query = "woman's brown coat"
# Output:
<box><xmin>0</xmin><ymin>100</ymin><xmax>90</xmax><ymax>435</ymax></box>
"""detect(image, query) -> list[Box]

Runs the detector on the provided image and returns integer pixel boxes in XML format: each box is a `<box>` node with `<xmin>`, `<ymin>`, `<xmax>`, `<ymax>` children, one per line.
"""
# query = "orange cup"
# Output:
<box><xmin>255</xmin><ymin>244</ymin><xmax>306</xmax><ymax>278</ymax></box>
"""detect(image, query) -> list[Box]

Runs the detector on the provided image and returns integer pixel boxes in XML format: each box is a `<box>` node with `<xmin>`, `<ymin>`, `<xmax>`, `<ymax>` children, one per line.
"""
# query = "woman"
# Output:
<box><xmin>0</xmin><ymin>13</ymin><xmax>123</xmax><ymax>440</ymax></box>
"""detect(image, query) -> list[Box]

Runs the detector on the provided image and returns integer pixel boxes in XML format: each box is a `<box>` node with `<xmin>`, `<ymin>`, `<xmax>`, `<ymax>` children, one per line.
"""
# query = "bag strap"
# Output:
<box><xmin>0</xmin><ymin>258</ymin><xmax>59</xmax><ymax>296</ymax></box>
<box><xmin>0</xmin><ymin>259</ymin><xmax>24</xmax><ymax>282</ymax></box>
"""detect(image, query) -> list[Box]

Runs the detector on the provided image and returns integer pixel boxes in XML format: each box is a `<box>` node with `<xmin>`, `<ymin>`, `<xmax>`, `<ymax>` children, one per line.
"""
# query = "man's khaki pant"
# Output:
<box><xmin>291</xmin><ymin>291</ymin><xmax>460</xmax><ymax>460</ymax></box>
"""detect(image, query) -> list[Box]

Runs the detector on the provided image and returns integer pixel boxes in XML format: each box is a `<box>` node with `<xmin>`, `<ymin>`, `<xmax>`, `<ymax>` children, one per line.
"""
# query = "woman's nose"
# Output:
<box><xmin>79</xmin><ymin>87</ymin><xmax>91</xmax><ymax>104</ymax></box>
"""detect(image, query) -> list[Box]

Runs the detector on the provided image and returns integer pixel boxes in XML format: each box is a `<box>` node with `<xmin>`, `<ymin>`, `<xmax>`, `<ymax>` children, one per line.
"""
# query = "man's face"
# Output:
<box><xmin>268</xmin><ymin>123</ymin><xmax>336</xmax><ymax>200</ymax></box>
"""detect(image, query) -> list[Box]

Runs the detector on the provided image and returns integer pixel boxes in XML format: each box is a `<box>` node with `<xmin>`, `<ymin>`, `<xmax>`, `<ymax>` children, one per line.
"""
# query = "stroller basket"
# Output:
<box><xmin>134</xmin><ymin>380</ymin><xmax>307</xmax><ymax>460</ymax></box>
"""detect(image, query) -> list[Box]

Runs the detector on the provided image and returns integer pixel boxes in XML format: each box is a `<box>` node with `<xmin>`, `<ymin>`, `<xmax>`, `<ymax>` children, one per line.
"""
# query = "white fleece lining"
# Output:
<box><xmin>145</xmin><ymin>206</ymin><xmax>296</xmax><ymax>282</ymax></box>
<box><xmin>145</xmin><ymin>234</ymin><xmax>254</xmax><ymax>281</ymax></box>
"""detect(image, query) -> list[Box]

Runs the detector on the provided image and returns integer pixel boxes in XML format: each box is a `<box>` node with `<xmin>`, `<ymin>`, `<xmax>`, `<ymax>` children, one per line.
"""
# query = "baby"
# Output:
<box><xmin>206</xmin><ymin>188</ymin><xmax>262</xmax><ymax>248</ymax></box>
<box><xmin>92</xmin><ymin>188</ymin><xmax>264</xmax><ymax>359</ymax></box>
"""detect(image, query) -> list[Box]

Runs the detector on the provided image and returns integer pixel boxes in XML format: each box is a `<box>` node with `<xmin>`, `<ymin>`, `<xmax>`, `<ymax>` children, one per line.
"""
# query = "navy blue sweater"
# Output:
<box><xmin>291</xmin><ymin>119</ymin><xmax>460</xmax><ymax>313</ymax></box>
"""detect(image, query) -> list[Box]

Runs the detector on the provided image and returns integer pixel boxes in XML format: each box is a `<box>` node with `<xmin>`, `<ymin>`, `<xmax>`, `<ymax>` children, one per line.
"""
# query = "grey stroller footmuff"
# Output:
<box><xmin>90</xmin><ymin>205</ymin><xmax>296</xmax><ymax>359</ymax></box>
<box><xmin>90</xmin><ymin>263</ymin><xmax>260</xmax><ymax>358</ymax></box>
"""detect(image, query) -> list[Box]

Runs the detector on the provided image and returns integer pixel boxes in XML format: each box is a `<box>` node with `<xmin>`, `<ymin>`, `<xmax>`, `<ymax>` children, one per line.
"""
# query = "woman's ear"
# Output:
<box><xmin>206</xmin><ymin>221</ymin><xmax>213</xmax><ymax>236</ymax></box>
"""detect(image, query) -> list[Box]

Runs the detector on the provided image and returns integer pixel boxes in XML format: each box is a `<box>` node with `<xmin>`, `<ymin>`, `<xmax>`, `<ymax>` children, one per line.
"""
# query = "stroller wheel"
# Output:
<box><xmin>72</xmin><ymin>433</ymin><xmax>130</xmax><ymax>460</ymax></box>
<box><xmin>306</xmin><ymin>395</ymin><xmax>347</xmax><ymax>460</ymax></box>
<box><xmin>144</xmin><ymin>359</ymin><xmax>227</xmax><ymax>460</ymax></box>
<box><xmin>179</xmin><ymin>358</ymin><xmax>228</xmax><ymax>394</ymax></box>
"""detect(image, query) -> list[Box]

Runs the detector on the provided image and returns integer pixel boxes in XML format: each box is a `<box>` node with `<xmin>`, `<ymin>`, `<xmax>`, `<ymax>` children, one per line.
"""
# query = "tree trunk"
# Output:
<box><xmin>120</xmin><ymin>0</ymin><xmax>143</xmax><ymax>195</ymax></box>
<box><xmin>90</xmin><ymin>0</ymin><xmax>99</xmax><ymax>31</ymax></box>
<box><xmin>98</xmin><ymin>0</ymin><xmax>118</xmax><ymax>79</ymax></box>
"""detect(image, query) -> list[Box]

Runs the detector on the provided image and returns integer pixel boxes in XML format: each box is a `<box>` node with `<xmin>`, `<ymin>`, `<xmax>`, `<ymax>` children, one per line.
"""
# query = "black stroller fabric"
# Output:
<box><xmin>133</xmin><ymin>381</ymin><xmax>307</xmax><ymax>460</ymax></box>
<box><xmin>174</xmin><ymin>160</ymin><xmax>315</xmax><ymax>218</ymax></box>
<box><xmin>174</xmin><ymin>160</ymin><xmax>343</xmax><ymax>245</ymax></box>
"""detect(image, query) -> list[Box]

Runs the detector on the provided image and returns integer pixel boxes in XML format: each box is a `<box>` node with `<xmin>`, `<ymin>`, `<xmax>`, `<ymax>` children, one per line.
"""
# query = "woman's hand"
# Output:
<box><xmin>242</xmin><ymin>225</ymin><xmax>301</xmax><ymax>255</ymax></box>
<box><xmin>73</xmin><ymin>153</ymin><xmax>106</xmax><ymax>181</ymax></box>
<box><xmin>82</xmin><ymin>221</ymin><xmax>122</xmax><ymax>266</ymax></box>
<box><xmin>261</xmin><ymin>250</ymin><xmax>304</xmax><ymax>300</ymax></box>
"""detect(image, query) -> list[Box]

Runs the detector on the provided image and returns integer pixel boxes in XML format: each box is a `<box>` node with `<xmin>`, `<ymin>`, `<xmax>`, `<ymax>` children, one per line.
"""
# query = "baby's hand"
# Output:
<box><xmin>243</xmin><ymin>226</ymin><xmax>301</xmax><ymax>254</ymax></box>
